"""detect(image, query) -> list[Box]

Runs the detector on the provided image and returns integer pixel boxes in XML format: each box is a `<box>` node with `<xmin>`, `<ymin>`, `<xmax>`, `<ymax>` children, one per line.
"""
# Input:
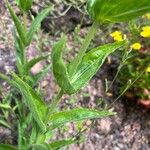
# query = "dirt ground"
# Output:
<box><xmin>0</xmin><ymin>1</ymin><xmax>150</xmax><ymax>150</ymax></box>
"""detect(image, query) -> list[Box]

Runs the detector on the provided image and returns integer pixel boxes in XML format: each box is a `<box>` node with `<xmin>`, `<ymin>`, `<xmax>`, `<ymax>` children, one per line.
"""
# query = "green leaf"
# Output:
<box><xmin>13</xmin><ymin>30</ymin><xmax>25</xmax><ymax>75</ymax></box>
<box><xmin>18</xmin><ymin>123</ymin><xmax>25</xmax><ymax>150</ymax></box>
<box><xmin>67</xmin><ymin>22</ymin><xmax>98</xmax><ymax>78</ymax></box>
<box><xmin>19</xmin><ymin>0</ymin><xmax>33</xmax><ymax>12</ymax></box>
<box><xmin>27</xmin><ymin>7</ymin><xmax>52</xmax><ymax>45</ymax></box>
<box><xmin>52</xmin><ymin>35</ymin><xmax>75</xmax><ymax>94</ymax></box>
<box><xmin>0</xmin><ymin>144</ymin><xmax>17</xmax><ymax>150</ymax></box>
<box><xmin>87</xmin><ymin>0</ymin><xmax>150</xmax><ymax>23</ymax></box>
<box><xmin>48</xmin><ymin>108</ymin><xmax>115</xmax><ymax>130</ymax></box>
<box><xmin>32</xmin><ymin>139</ymin><xmax>76</xmax><ymax>150</ymax></box>
<box><xmin>23</xmin><ymin>54</ymin><xmax>50</xmax><ymax>75</ymax></box>
<box><xmin>69</xmin><ymin>41</ymin><xmax>125</xmax><ymax>93</ymax></box>
<box><xmin>0</xmin><ymin>73</ymin><xmax>12</xmax><ymax>86</ymax></box>
<box><xmin>11</xmin><ymin>73</ymin><xmax>48</xmax><ymax>133</ymax></box>
<box><xmin>0</xmin><ymin>103</ymin><xmax>11</xmax><ymax>109</ymax></box>
<box><xmin>31</xmin><ymin>144</ymin><xmax>50</xmax><ymax>150</ymax></box>
<box><xmin>6</xmin><ymin>1</ymin><xmax>27</xmax><ymax>45</ymax></box>
<box><xmin>14</xmin><ymin>36</ymin><xmax>24</xmax><ymax>64</ymax></box>
<box><xmin>0</xmin><ymin>119</ymin><xmax>11</xmax><ymax>129</ymax></box>
<box><xmin>15</xmin><ymin>0</ymin><xmax>19</xmax><ymax>5</ymax></box>
<box><xmin>49</xmin><ymin>139</ymin><xmax>75</xmax><ymax>150</ymax></box>
<box><xmin>53</xmin><ymin>40</ymin><xmax>125</xmax><ymax>95</ymax></box>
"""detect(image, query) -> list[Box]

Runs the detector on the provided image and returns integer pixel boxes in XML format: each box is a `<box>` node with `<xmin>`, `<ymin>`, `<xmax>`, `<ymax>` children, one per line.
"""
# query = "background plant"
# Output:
<box><xmin>107</xmin><ymin>14</ymin><xmax>150</xmax><ymax>107</ymax></box>
<box><xmin>118</xmin><ymin>16</ymin><xmax>150</xmax><ymax>105</ymax></box>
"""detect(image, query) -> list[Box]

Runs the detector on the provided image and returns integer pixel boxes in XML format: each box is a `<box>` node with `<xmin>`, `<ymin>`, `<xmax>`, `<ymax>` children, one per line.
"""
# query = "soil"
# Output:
<box><xmin>0</xmin><ymin>1</ymin><xmax>150</xmax><ymax>150</ymax></box>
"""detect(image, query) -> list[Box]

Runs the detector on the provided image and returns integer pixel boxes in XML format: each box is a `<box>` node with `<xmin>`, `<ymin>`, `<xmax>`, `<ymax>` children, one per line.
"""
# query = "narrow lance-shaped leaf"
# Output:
<box><xmin>0</xmin><ymin>103</ymin><xmax>11</xmax><ymax>109</ymax></box>
<box><xmin>32</xmin><ymin>139</ymin><xmax>76</xmax><ymax>150</ymax></box>
<box><xmin>6</xmin><ymin>1</ymin><xmax>27</xmax><ymax>45</ymax></box>
<box><xmin>0</xmin><ymin>144</ymin><xmax>17</xmax><ymax>150</ymax></box>
<box><xmin>14</xmin><ymin>34</ymin><xmax>25</xmax><ymax>65</ymax></box>
<box><xmin>19</xmin><ymin>0</ymin><xmax>33</xmax><ymax>12</ymax></box>
<box><xmin>11</xmin><ymin>73</ymin><xmax>48</xmax><ymax>133</ymax></box>
<box><xmin>23</xmin><ymin>54</ymin><xmax>50</xmax><ymax>75</ymax></box>
<box><xmin>68</xmin><ymin>41</ymin><xmax>126</xmax><ymax>94</ymax></box>
<box><xmin>31</xmin><ymin>144</ymin><xmax>49</xmax><ymax>150</ymax></box>
<box><xmin>0</xmin><ymin>73</ymin><xmax>14</xmax><ymax>91</ymax></box>
<box><xmin>48</xmin><ymin>108</ymin><xmax>115</xmax><ymax>130</ymax></box>
<box><xmin>49</xmin><ymin>139</ymin><xmax>76</xmax><ymax>150</ymax></box>
<box><xmin>13</xmin><ymin>30</ymin><xmax>25</xmax><ymax>75</ymax></box>
<box><xmin>0</xmin><ymin>73</ymin><xmax>11</xmax><ymax>82</ymax></box>
<box><xmin>52</xmin><ymin>35</ymin><xmax>75</xmax><ymax>94</ymax></box>
<box><xmin>27</xmin><ymin>7</ymin><xmax>52</xmax><ymax>45</ymax></box>
<box><xmin>87</xmin><ymin>0</ymin><xmax>150</xmax><ymax>23</ymax></box>
<box><xmin>0</xmin><ymin>120</ymin><xmax>11</xmax><ymax>129</ymax></box>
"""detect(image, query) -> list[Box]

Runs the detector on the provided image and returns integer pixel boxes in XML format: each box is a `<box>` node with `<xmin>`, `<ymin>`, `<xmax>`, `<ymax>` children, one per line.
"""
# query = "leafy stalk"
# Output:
<box><xmin>68</xmin><ymin>21</ymin><xmax>99</xmax><ymax>77</ymax></box>
<box><xmin>23</xmin><ymin>12</ymin><xmax>27</xmax><ymax>32</ymax></box>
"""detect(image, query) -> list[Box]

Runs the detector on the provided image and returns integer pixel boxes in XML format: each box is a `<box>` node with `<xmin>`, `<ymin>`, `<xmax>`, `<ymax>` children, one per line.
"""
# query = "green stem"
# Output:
<box><xmin>19</xmin><ymin>13</ymin><xmax>27</xmax><ymax>75</ymax></box>
<box><xmin>106</xmin><ymin>48</ymin><xmax>132</xmax><ymax>92</ymax></box>
<box><xmin>22</xmin><ymin>45</ymin><xmax>26</xmax><ymax>66</ymax></box>
<box><xmin>23</xmin><ymin>12</ymin><xmax>27</xmax><ymax>33</ymax></box>
<box><xmin>108</xmin><ymin>69</ymin><xmax>146</xmax><ymax>108</ymax></box>
<box><xmin>39</xmin><ymin>90</ymin><xmax>64</xmax><ymax>139</ymax></box>
<box><xmin>48</xmin><ymin>90</ymin><xmax>64</xmax><ymax>115</ymax></box>
<box><xmin>69</xmin><ymin>21</ymin><xmax>99</xmax><ymax>77</ymax></box>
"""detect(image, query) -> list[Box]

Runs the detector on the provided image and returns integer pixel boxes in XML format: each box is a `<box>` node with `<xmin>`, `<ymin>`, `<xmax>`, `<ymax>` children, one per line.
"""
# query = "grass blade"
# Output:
<box><xmin>19</xmin><ymin>0</ymin><xmax>33</xmax><ymax>12</ymax></box>
<box><xmin>0</xmin><ymin>144</ymin><xmax>17</xmax><ymax>150</ymax></box>
<box><xmin>6</xmin><ymin>0</ymin><xmax>27</xmax><ymax>45</ymax></box>
<box><xmin>49</xmin><ymin>139</ymin><xmax>76</xmax><ymax>150</ymax></box>
<box><xmin>27</xmin><ymin>7</ymin><xmax>52</xmax><ymax>45</ymax></box>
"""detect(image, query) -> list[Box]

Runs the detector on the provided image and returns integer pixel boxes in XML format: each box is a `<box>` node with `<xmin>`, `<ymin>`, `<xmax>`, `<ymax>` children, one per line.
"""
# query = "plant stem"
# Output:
<box><xmin>22</xmin><ymin>45</ymin><xmax>26</xmax><ymax>65</ymax></box>
<box><xmin>108</xmin><ymin>69</ymin><xmax>146</xmax><ymax>108</ymax></box>
<box><xmin>23</xmin><ymin>13</ymin><xmax>27</xmax><ymax>33</ymax></box>
<box><xmin>106</xmin><ymin>48</ymin><xmax>132</xmax><ymax>92</ymax></box>
<box><xmin>78</xmin><ymin>21</ymin><xmax>98</xmax><ymax>56</ymax></box>
<box><xmin>106</xmin><ymin>64</ymin><xmax>122</xmax><ymax>92</ymax></box>
<box><xmin>48</xmin><ymin>90</ymin><xmax>64</xmax><ymax>115</ymax></box>
<box><xmin>70</xmin><ymin>21</ymin><xmax>99</xmax><ymax>77</ymax></box>
<box><xmin>18</xmin><ymin>123</ymin><xmax>23</xmax><ymax>150</ymax></box>
<box><xmin>22</xmin><ymin>12</ymin><xmax>27</xmax><ymax>68</ymax></box>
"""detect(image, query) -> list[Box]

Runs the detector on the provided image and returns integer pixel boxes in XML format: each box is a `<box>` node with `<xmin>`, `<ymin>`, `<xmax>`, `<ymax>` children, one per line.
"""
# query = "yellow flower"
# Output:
<box><xmin>113</xmin><ymin>35</ymin><xmax>123</xmax><ymax>41</ymax></box>
<box><xmin>110</xmin><ymin>31</ymin><xmax>122</xmax><ymax>37</ymax></box>
<box><xmin>130</xmin><ymin>43</ymin><xmax>142</xmax><ymax>50</ymax></box>
<box><xmin>140</xmin><ymin>26</ymin><xmax>150</xmax><ymax>38</ymax></box>
<box><xmin>146</xmin><ymin>67</ymin><xmax>150</xmax><ymax>73</ymax></box>
<box><xmin>110</xmin><ymin>31</ymin><xmax>123</xmax><ymax>41</ymax></box>
<box><xmin>146</xmin><ymin>13</ymin><xmax>150</xmax><ymax>19</ymax></box>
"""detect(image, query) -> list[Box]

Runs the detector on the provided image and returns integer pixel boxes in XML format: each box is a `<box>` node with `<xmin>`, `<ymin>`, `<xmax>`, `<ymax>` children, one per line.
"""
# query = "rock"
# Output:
<box><xmin>31</xmin><ymin>62</ymin><xmax>44</xmax><ymax>74</ymax></box>
<box><xmin>98</xmin><ymin>118</ymin><xmax>112</xmax><ymax>134</ymax></box>
<box><xmin>41</xmin><ymin>80</ymin><xmax>49</xmax><ymax>88</ymax></box>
